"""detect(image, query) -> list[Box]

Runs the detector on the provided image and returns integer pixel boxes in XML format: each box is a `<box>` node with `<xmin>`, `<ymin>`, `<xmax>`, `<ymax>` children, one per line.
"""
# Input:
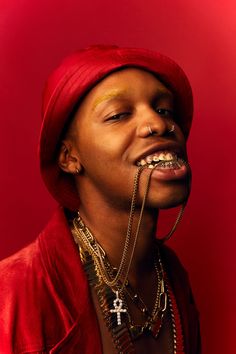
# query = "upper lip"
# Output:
<box><xmin>134</xmin><ymin>141</ymin><xmax>185</xmax><ymax>164</ymax></box>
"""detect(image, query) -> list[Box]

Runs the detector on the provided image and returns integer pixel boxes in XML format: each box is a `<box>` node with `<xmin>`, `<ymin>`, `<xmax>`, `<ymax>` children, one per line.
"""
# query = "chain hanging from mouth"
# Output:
<box><xmin>73</xmin><ymin>163</ymin><xmax>186</xmax><ymax>291</ymax></box>
<box><xmin>73</xmin><ymin>164</ymin><xmax>152</xmax><ymax>292</ymax></box>
<box><xmin>157</xmin><ymin>203</ymin><xmax>186</xmax><ymax>243</ymax></box>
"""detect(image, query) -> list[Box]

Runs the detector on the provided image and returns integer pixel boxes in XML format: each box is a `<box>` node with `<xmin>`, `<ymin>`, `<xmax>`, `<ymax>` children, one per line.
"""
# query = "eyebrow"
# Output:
<box><xmin>153</xmin><ymin>91</ymin><xmax>174</xmax><ymax>103</ymax></box>
<box><xmin>91</xmin><ymin>89</ymin><xmax>174</xmax><ymax>112</ymax></box>
<box><xmin>92</xmin><ymin>90</ymin><xmax>129</xmax><ymax>111</ymax></box>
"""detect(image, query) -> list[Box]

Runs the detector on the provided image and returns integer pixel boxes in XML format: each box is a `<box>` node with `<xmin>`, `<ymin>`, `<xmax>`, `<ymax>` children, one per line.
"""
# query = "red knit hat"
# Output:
<box><xmin>39</xmin><ymin>45</ymin><xmax>193</xmax><ymax>210</ymax></box>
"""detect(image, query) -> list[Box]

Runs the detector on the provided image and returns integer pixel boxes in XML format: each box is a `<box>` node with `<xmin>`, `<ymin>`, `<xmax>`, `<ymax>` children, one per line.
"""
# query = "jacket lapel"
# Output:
<box><xmin>39</xmin><ymin>207</ymin><xmax>102</xmax><ymax>354</ymax></box>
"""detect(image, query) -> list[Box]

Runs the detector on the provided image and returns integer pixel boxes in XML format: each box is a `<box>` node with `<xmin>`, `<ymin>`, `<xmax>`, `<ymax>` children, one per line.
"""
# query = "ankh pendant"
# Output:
<box><xmin>110</xmin><ymin>291</ymin><xmax>127</xmax><ymax>326</ymax></box>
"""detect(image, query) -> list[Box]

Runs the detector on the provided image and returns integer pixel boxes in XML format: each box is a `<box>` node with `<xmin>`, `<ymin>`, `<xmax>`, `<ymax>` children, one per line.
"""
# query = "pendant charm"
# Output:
<box><xmin>110</xmin><ymin>291</ymin><xmax>127</xmax><ymax>326</ymax></box>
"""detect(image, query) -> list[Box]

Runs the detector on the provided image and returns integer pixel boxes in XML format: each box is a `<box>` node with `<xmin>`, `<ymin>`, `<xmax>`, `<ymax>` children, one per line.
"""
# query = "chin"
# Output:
<box><xmin>148</xmin><ymin>183</ymin><xmax>191</xmax><ymax>210</ymax></box>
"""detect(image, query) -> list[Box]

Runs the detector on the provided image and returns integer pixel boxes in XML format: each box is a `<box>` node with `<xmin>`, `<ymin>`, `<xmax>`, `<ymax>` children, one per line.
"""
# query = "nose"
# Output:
<box><xmin>136</xmin><ymin>107</ymin><xmax>169</xmax><ymax>138</ymax></box>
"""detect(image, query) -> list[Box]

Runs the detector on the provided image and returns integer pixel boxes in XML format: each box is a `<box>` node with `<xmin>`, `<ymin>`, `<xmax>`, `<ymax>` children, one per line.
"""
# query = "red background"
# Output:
<box><xmin>0</xmin><ymin>1</ymin><xmax>235</xmax><ymax>353</ymax></box>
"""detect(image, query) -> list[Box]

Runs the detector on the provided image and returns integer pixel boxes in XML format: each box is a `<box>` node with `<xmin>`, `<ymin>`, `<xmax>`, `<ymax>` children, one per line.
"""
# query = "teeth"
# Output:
<box><xmin>153</xmin><ymin>155</ymin><xmax>159</xmax><ymax>162</ymax></box>
<box><xmin>140</xmin><ymin>159</ymin><xmax>146</xmax><ymax>166</ymax></box>
<box><xmin>166</xmin><ymin>152</ymin><xmax>174</xmax><ymax>160</ymax></box>
<box><xmin>158</xmin><ymin>153</ymin><xmax>166</xmax><ymax>161</ymax></box>
<box><xmin>136</xmin><ymin>151</ymin><xmax>177</xmax><ymax>167</ymax></box>
<box><xmin>158</xmin><ymin>161</ymin><xmax>182</xmax><ymax>169</ymax></box>
<box><xmin>146</xmin><ymin>156</ymin><xmax>153</xmax><ymax>163</ymax></box>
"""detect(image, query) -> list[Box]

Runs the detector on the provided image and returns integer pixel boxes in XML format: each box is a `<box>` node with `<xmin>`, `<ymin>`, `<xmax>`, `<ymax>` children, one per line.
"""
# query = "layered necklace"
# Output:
<box><xmin>72</xmin><ymin>166</ymin><xmax>185</xmax><ymax>353</ymax></box>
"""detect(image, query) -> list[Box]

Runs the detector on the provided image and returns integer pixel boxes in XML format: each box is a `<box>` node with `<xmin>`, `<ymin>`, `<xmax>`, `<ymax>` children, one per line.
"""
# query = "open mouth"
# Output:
<box><xmin>136</xmin><ymin>150</ymin><xmax>186</xmax><ymax>170</ymax></box>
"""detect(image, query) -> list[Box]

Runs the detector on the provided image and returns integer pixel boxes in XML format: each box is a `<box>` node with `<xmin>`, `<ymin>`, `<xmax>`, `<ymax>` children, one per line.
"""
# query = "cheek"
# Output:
<box><xmin>76</xmin><ymin>143</ymin><xmax>119</xmax><ymax>185</ymax></box>
<box><xmin>78</xmin><ymin>128</ymin><xmax>128</xmax><ymax>169</ymax></box>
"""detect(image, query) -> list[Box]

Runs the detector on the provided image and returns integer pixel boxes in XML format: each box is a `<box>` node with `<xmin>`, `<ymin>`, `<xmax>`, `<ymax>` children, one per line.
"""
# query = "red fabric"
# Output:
<box><xmin>39</xmin><ymin>45</ymin><xmax>193</xmax><ymax>211</ymax></box>
<box><xmin>0</xmin><ymin>207</ymin><xmax>200</xmax><ymax>353</ymax></box>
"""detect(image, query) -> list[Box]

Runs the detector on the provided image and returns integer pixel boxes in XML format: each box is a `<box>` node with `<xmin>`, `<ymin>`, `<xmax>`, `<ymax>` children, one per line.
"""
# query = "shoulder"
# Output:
<box><xmin>0</xmin><ymin>238</ymin><xmax>44</xmax><ymax>292</ymax></box>
<box><xmin>0</xmin><ymin>206</ymin><xmax>70</xmax><ymax>291</ymax></box>
<box><xmin>0</xmin><ymin>237</ymin><xmax>54</xmax><ymax>318</ymax></box>
<box><xmin>0</xmin><ymin>239</ymin><xmax>50</xmax><ymax>352</ymax></box>
<box><xmin>0</xmin><ymin>207</ymin><xmax>90</xmax><ymax>353</ymax></box>
<box><xmin>0</xmin><ymin>211</ymin><xmax>75</xmax><ymax>353</ymax></box>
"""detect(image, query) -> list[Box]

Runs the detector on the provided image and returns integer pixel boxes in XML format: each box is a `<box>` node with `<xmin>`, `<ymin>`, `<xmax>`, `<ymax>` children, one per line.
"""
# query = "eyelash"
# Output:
<box><xmin>106</xmin><ymin>112</ymin><xmax>130</xmax><ymax>121</ymax></box>
<box><xmin>155</xmin><ymin>108</ymin><xmax>174</xmax><ymax>117</ymax></box>
<box><xmin>106</xmin><ymin>108</ymin><xmax>174</xmax><ymax>122</ymax></box>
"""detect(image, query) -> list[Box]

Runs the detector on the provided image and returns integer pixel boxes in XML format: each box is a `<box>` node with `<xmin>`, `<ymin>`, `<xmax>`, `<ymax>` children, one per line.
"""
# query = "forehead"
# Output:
<box><xmin>77</xmin><ymin>68</ymin><xmax>173</xmax><ymax>113</ymax></box>
<box><xmin>96</xmin><ymin>67</ymin><xmax>170</xmax><ymax>98</ymax></box>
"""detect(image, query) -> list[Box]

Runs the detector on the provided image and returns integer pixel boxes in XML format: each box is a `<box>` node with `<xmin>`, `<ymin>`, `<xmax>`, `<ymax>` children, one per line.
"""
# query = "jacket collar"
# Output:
<box><xmin>38</xmin><ymin>206</ymin><xmax>102</xmax><ymax>353</ymax></box>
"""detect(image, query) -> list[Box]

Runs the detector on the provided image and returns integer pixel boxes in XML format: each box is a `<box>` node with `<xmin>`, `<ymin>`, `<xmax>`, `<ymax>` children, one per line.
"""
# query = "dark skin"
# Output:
<box><xmin>58</xmin><ymin>68</ymin><xmax>191</xmax><ymax>353</ymax></box>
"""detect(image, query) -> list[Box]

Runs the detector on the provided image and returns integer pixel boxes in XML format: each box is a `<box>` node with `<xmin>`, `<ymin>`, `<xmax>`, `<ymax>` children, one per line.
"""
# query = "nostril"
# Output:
<box><xmin>147</xmin><ymin>125</ymin><xmax>154</xmax><ymax>136</ymax></box>
<box><xmin>137</xmin><ymin>121</ymin><xmax>168</xmax><ymax>138</ymax></box>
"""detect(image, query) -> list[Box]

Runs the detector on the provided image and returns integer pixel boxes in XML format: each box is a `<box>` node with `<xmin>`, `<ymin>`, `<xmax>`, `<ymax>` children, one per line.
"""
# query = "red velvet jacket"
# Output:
<box><xmin>0</xmin><ymin>207</ymin><xmax>201</xmax><ymax>353</ymax></box>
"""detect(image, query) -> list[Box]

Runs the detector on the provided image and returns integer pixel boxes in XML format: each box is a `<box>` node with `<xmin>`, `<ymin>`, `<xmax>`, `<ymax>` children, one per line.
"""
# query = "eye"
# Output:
<box><xmin>105</xmin><ymin>112</ymin><xmax>130</xmax><ymax>122</ymax></box>
<box><xmin>155</xmin><ymin>108</ymin><xmax>174</xmax><ymax>118</ymax></box>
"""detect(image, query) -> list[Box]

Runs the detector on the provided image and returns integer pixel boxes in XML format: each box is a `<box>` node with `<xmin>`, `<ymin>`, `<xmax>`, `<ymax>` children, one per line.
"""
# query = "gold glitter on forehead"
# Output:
<box><xmin>92</xmin><ymin>90</ymin><xmax>129</xmax><ymax>111</ymax></box>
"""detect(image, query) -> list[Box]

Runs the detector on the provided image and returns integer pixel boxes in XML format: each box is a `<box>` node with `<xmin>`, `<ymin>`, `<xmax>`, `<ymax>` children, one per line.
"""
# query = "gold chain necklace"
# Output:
<box><xmin>73</xmin><ymin>231</ymin><xmax>167</xmax><ymax>345</ymax></box>
<box><xmin>72</xmin><ymin>216</ymin><xmax>185</xmax><ymax>353</ymax></box>
<box><xmin>72</xmin><ymin>216</ymin><xmax>167</xmax><ymax>338</ymax></box>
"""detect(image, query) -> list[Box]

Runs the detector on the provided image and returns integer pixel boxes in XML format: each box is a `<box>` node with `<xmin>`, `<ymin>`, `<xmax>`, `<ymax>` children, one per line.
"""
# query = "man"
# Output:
<box><xmin>0</xmin><ymin>45</ymin><xmax>200</xmax><ymax>353</ymax></box>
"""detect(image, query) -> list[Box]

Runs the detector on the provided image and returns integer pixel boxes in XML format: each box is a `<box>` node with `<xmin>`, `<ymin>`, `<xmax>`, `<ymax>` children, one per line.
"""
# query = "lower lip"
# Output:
<box><xmin>143</xmin><ymin>164</ymin><xmax>189</xmax><ymax>181</ymax></box>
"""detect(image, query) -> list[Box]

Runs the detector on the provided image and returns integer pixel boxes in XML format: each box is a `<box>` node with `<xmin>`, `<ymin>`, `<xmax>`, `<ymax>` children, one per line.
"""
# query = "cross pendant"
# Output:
<box><xmin>110</xmin><ymin>291</ymin><xmax>127</xmax><ymax>326</ymax></box>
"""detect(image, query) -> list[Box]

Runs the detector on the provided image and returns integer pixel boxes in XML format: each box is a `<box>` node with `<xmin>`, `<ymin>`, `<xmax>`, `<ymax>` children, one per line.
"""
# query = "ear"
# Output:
<box><xmin>58</xmin><ymin>141</ymin><xmax>82</xmax><ymax>174</ymax></box>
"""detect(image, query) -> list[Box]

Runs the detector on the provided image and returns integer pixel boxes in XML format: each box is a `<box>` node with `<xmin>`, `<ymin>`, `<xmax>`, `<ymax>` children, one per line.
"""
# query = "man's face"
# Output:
<box><xmin>66</xmin><ymin>68</ymin><xmax>191</xmax><ymax>210</ymax></box>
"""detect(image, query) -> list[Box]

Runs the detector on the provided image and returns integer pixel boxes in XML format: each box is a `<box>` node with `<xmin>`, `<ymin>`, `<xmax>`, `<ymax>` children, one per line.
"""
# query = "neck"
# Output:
<box><xmin>78</xmin><ymin>199</ymin><xmax>159</xmax><ymax>285</ymax></box>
